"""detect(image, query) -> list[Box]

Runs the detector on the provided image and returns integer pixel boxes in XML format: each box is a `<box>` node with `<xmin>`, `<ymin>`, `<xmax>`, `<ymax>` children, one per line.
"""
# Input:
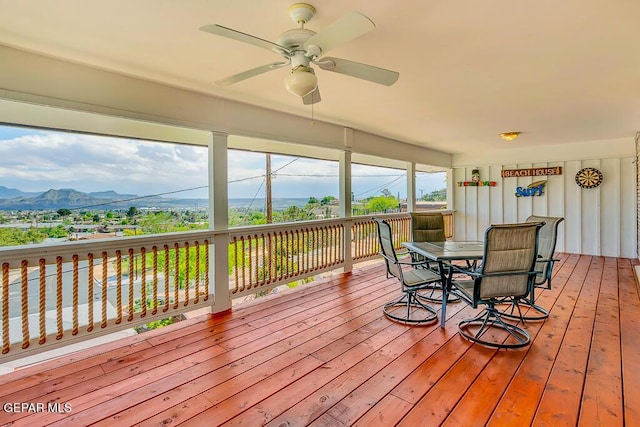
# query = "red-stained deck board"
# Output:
<box><xmin>0</xmin><ymin>254</ymin><xmax>636</xmax><ymax>427</ymax></box>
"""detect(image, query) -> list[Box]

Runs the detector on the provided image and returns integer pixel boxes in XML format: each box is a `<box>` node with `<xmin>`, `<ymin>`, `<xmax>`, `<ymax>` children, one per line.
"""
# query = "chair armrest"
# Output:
<box><xmin>398</xmin><ymin>257</ymin><xmax>435</xmax><ymax>268</ymax></box>
<box><xmin>476</xmin><ymin>270</ymin><xmax>538</xmax><ymax>279</ymax></box>
<box><xmin>378</xmin><ymin>251</ymin><xmax>436</xmax><ymax>269</ymax></box>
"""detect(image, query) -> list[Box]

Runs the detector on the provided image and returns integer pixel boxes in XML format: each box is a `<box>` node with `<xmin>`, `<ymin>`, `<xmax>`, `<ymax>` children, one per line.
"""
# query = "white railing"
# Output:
<box><xmin>0</xmin><ymin>231</ymin><xmax>215</xmax><ymax>362</ymax></box>
<box><xmin>0</xmin><ymin>211</ymin><xmax>453</xmax><ymax>362</ymax></box>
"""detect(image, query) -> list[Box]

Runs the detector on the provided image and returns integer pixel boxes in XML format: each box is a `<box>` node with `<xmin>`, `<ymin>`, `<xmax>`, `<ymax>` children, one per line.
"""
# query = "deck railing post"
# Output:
<box><xmin>340</xmin><ymin>132</ymin><xmax>353</xmax><ymax>273</ymax></box>
<box><xmin>210</xmin><ymin>132</ymin><xmax>231</xmax><ymax>313</ymax></box>
<box><xmin>407</xmin><ymin>161</ymin><xmax>416</xmax><ymax>213</ymax></box>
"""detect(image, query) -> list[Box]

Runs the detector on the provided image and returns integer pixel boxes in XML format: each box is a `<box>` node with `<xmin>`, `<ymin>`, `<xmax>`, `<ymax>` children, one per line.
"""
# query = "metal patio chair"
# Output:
<box><xmin>374</xmin><ymin>217</ymin><xmax>440</xmax><ymax>325</ymax></box>
<box><xmin>409</xmin><ymin>212</ymin><xmax>455</xmax><ymax>303</ymax></box>
<box><xmin>500</xmin><ymin>215</ymin><xmax>564</xmax><ymax>321</ymax></box>
<box><xmin>450</xmin><ymin>222</ymin><xmax>543</xmax><ymax>348</ymax></box>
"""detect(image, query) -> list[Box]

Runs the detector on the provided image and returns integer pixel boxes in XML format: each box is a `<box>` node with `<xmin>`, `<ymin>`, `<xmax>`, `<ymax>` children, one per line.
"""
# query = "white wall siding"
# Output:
<box><xmin>620</xmin><ymin>158</ymin><xmax>636</xmax><ymax>258</ymax></box>
<box><xmin>452</xmin><ymin>157</ymin><xmax>636</xmax><ymax>258</ymax></box>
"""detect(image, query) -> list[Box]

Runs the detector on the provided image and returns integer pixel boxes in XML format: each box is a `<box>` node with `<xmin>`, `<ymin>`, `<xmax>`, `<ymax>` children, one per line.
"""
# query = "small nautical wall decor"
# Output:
<box><xmin>457</xmin><ymin>167</ymin><xmax>497</xmax><ymax>187</ymax></box>
<box><xmin>516</xmin><ymin>180</ymin><xmax>546</xmax><ymax>197</ymax></box>
<box><xmin>501</xmin><ymin>167</ymin><xmax>562</xmax><ymax>178</ymax></box>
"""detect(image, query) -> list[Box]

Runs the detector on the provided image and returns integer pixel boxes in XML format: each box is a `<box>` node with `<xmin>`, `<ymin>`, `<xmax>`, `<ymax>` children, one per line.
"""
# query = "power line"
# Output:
<box><xmin>354</xmin><ymin>174</ymin><xmax>405</xmax><ymax>198</ymax></box>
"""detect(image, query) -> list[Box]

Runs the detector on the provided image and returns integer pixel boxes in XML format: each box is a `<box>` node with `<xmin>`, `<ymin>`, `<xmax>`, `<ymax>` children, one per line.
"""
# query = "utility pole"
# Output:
<box><xmin>266</xmin><ymin>153</ymin><xmax>272</xmax><ymax>223</ymax></box>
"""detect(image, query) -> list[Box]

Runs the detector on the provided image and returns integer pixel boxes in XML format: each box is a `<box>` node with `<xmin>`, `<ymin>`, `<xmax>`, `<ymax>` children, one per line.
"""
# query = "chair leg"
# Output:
<box><xmin>499</xmin><ymin>295</ymin><xmax>549</xmax><ymax>322</ymax></box>
<box><xmin>458</xmin><ymin>305</ymin><xmax>530</xmax><ymax>349</ymax></box>
<box><xmin>383</xmin><ymin>291</ymin><xmax>438</xmax><ymax>325</ymax></box>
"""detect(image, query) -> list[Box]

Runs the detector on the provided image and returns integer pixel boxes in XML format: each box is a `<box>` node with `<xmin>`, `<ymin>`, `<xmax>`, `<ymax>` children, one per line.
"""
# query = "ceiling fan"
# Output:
<box><xmin>199</xmin><ymin>3</ymin><xmax>399</xmax><ymax>105</ymax></box>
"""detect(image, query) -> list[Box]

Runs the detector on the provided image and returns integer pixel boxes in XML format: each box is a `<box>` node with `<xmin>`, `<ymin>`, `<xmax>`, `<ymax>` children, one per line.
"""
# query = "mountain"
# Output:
<box><xmin>0</xmin><ymin>188</ymin><xmax>207</xmax><ymax>210</ymax></box>
<box><xmin>0</xmin><ymin>185</ymin><xmax>41</xmax><ymax>199</ymax></box>
<box><xmin>89</xmin><ymin>190</ymin><xmax>138</xmax><ymax>199</ymax></box>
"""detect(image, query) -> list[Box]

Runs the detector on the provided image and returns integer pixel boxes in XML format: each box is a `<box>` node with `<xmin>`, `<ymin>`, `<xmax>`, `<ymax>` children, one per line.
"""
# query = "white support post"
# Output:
<box><xmin>341</xmin><ymin>128</ymin><xmax>353</xmax><ymax>273</ymax></box>
<box><xmin>210</xmin><ymin>132</ymin><xmax>231</xmax><ymax>313</ymax></box>
<box><xmin>407</xmin><ymin>162</ymin><xmax>416</xmax><ymax>212</ymax></box>
<box><xmin>446</xmin><ymin>167</ymin><xmax>455</xmax><ymax>238</ymax></box>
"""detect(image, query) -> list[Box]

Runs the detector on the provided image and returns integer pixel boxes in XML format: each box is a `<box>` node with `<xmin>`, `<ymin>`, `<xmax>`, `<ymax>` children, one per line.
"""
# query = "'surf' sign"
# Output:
<box><xmin>516</xmin><ymin>180</ymin><xmax>546</xmax><ymax>197</ymax></box>
<box><xmin>501</xmin><ymin>166</ymin><xmax>562</xmax><ymax>178</ymax></box>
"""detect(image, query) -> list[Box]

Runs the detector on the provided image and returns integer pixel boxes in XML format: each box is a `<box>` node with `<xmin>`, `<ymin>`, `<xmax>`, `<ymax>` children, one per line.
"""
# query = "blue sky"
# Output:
<box><xmin>0</xmin><ymin>125</ymin><xmax>445</xmax><ymax>200</ymax></box>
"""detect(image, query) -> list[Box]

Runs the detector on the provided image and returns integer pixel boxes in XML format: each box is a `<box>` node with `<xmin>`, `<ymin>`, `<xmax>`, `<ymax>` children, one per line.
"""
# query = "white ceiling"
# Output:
<box><xmin>0</xmin><ymin>0</ymin><xmax>639</xmax><ymax>154</ymax></box>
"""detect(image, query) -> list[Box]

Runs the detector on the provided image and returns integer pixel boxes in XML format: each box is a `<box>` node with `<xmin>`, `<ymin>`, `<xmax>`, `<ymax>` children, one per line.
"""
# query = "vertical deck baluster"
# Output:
<box><xmin>240</xmin><ymin>237</ymin><xmax>246</xmax><ymax>292</ymax></box>
<box><xmin>163</xmin><ymin>245</ymin><xmax>170</xmax><ymax>311</ymax></box>
<box><xmin>56</xmin><ymin>257</ymin><xmax>64</xmax><ymax>338</ymax></box>
<box><xmin>267</xmin><ymin>233</ymin><xmax>273</xmax><ymax>285</ymax></box>
<box><xmin>38</xmin><ymin>258</ymin><xmax>47</xmax><ymax>343</ymax></box>
<box><xmin>340</xmin><ymin>224</ymin><xmax>344</xmax><ymax>261</ymax></box>
<box><xmin>332</xmin><ymin>226</ymin><xmax>337</xmax><ymax>264</ymax></box>
<box><xmin>204</xmin><ymin>240</ymin><xmax>210</xmax><ymax>301</ymax></box>
<box><xmin>277</xmin><ymin>232</ymin><xmax>283</xmax><ymax>281</ymax></box>
<box><xmin>296</xmin><ymin>229</ymin><xmax>304</xmax><ymax>274</ymax></box>
<box><xmin>309</xmin><ymin>228</ymin><xmax>315</xmax><ymax>271</ymax></box>
<box><xmin>87</xmin><ymin>254</ymin><xmax>94</xmax><ymax>333</ymax></box>
<box><xmin>287</xmin><ymin>231</ymin><xmax>292</xmax><ymax>278</ymax></box>
<box><xmin>72</xmin><ymin>254</ymin><xmax>79</xmax><ymax>335</ymax></box>
<box><xmin>101</xmin><ymin>252</ymin><xmax>108</xmax><ymax>328</ymax></box>
<box><xmin>140</xmin><ymin>247</ymin><xmax>147</xmax><ymax>316</ymax></box>
<box><xmin>116</xmin><ymin>250</ymin><xmax>123</xmax><ymax>324</ymax></box>
<box><xmin>337</xmin><ymin>225</ymin><xmax>341</xmax><ymax>262</ymax></box>
<box><xmin>128</xmin><ymin>248</ymin><xmax>135</xmax><ymax>321</ymax></box>
<box><xmin>247</xmin><ymin>236</ymin><xmax>254</xmax><ymax>289</ymax></box>
<box><xmin>303</xmin><ymin>228</ymin><xmax>308</xmax><ymax>273</ymax></box>
<box><xmin>184</xmin><ymin>242</ymin><xmax>190</xmax><ymax>307</ymax></box>
<box><xmin>20</xmin><ymin>260</ymin><xmax>29</xmax><ymax>348</ymax></box>
<box><xmin>152</xmin><ymin>246</ymin><xmax>159</xmax><ymax>314</ymax></box>
<box><xmin>322</xmin><ymin>227</ymin><xmax>327</xmax><ymax>267</ymax></box>
<box><xmin>231</xmin><ymin>238</ymin><xmax>239</xmax><ymax>294</ymax></box>
<box><xmin>2</xmin><ymin>263</ymin><xmax>9</xmax><ymax>354</ymax></box>
<box><xmin>194</xmin><ymin>242</ymin><xmax>200</xmax><ymax>304</ymax></box>
<box><xmin>353</xmin><ymin>222</ymin><xmax>358</xmax><ymax>259</ymax></box>
<box><xmin>260</xmin><ymin>234</ymin><xmax>266</xmax><ymax>287</ymax></box>
<box><xmin>173</xmin><ymin>243</ymin><xmax>180</xmax><ymax>309</ymax></box>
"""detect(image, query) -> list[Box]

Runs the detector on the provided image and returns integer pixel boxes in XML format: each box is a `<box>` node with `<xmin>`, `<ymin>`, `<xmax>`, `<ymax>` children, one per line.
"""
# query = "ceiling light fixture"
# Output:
<box><xmin>284</xmin><ymin>65</ymin><xmax>317</xmax><ymax>97</ymax></box>
<box><xmin>500</xmin><ymin>132</ymin><xmax>522</xmax><ymax>141</ymax></box>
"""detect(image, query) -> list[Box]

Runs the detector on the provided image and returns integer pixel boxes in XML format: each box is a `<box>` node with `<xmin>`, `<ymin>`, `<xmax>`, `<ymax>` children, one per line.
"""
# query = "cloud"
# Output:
<box><xmin>0</xmin><ymin>129</ymin><xmax>208</xmax><ymax>198</ymax></box>
<box><xmin>0</xmin><ymin>126</ymin><xmax>447</xmax><ymax>201</ymax></box>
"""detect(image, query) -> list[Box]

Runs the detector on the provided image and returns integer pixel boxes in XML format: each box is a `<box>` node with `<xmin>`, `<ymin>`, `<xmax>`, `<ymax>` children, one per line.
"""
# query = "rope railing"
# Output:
<box><xmin>0</xmin><ymin>232</ymin><xmax>213</xmax><ymax>361</ymax></box>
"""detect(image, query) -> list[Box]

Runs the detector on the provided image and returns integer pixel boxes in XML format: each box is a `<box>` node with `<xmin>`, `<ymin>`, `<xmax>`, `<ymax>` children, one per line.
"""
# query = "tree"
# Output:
<box><xmin>321</xmin><ymin>196</ymin><xmax>336</xmax><ymax>205</ymax></box>
<box><xmin>127</xmin><ymin>206</ymin><xmax>139</xmax><ymax>218</ymax></box>
<box><xmin>421</xmin><ymin>188</ymin><xmax>447</xmax><ymax>201</ymax></box>
<box><xmin>365</xmin><ymin>190</ymin><xmax>400</xmax><ymax>214</ymax></box>
<box><xmin>0</xmin><ymin>227</ymin><xmax>46</xmax><ymax>246</ymax></box>
<box><xmin>57</xmin><ymin>208</ymin><xmax>72</xmax><ymax>217</ymax></box>
<box><xmin>276</xmin><ymin>205</ymin><xmax>314</xmax><ymax>222</ymax></box>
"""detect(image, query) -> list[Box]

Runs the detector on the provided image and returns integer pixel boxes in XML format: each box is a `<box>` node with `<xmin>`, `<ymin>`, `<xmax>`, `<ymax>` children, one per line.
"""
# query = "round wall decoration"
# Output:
<box><xmin>575</xmin><ymin>167</ymin><xmax>603</xmax><ymax>189</ymax></box>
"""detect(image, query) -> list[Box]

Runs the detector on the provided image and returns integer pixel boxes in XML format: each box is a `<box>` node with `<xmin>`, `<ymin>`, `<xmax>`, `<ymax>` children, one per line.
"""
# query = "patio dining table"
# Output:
<box><xmin>401</xmin><ymin>241</ymin><xmax>484</xmax><ymax>327</ymax></box>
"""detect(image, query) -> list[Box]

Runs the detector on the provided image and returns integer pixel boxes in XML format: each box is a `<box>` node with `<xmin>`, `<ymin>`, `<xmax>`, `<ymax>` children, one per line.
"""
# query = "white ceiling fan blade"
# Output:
<box><xmin>200</xmin><ymin>24</ymin><xmax>290</xmax><ymax>55</ymax></box>
<box><xmin>215</xmin><ymin>62</ymin><xmax>288</xmax><ymax>86</ymax></box>
<box><xmin>303</xmin><ymin>12</ymin><xmax>374</xmax><ymax>55</ymax></box>
<box><xmin>317</xmin><ymin>57</ymin><xmax>399</xmax><ymax>86</ymax></box>
<box><xmin>302</xmin><ymin>87</ymin><xmax>321</xmax><ymax>105</ymax></box>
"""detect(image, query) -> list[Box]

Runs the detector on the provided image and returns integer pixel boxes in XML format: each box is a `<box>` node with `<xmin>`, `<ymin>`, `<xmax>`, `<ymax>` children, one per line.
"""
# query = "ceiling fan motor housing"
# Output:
<box><xmin>277</xmin><ymin>28</ymin><xmax>316</xmax><ymax>50</ymax></box>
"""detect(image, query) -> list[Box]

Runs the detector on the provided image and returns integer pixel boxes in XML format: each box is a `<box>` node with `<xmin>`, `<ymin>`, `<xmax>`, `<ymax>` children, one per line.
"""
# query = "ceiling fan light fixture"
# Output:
<box><xmin>284</xmin><ymin>65</ymin><xmax>317</xmax><ymax>97</ymax></box>
<box><xmin>500</xmin><ymin>131</ymin><xmax>522</xmax><ymax>141</ymax></box>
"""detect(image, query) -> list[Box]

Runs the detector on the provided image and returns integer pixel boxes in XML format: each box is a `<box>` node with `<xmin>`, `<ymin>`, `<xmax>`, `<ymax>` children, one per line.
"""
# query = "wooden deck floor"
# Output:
<box><xmin>0</xmin><ymin>253</ymin><xmax>638</xmax><ymax>426</ymax></box>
